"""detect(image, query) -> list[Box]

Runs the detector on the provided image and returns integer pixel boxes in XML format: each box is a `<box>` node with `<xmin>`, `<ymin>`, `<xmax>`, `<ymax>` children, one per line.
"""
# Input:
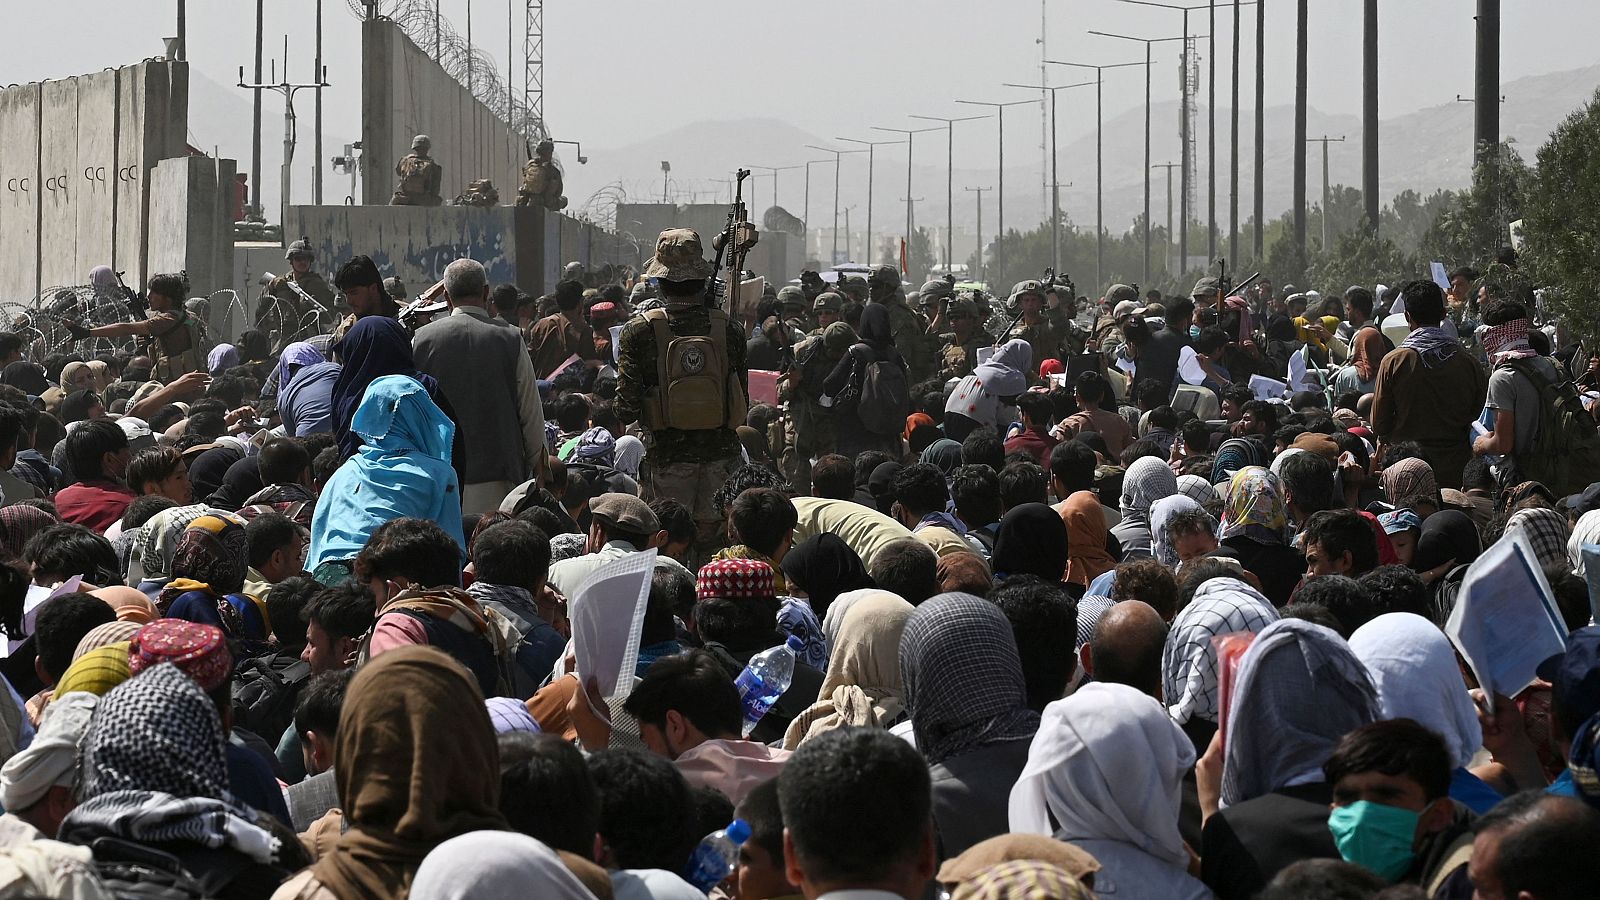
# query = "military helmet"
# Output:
<box><xmin>777</xmin><ymin>284</ymin><xmax>806</xmax><ymax>307</ymax></box>
<box><xmin>948</xmin><ymin>296</ymin><xmax>979</xmax><ymax>318</ymax></box>
<box><xmin>813</xmin><ymin>291</ymin><xmax>844</xmax><ymax>312</ymax></box>
<box><xmin>1007</xmin><ymin>279</ymin><xmax>1046</xmax><ymax>311</ymax></box>
<box><xmin>919</xmin><ymin>279</ymin><xmax>955</xmax><ymax>300</ymax></box>
<box><xmin>868</xmin><ymin>265</ymin><xmax>901</xmax><ymax>289</ymax></box>
<box><xmin>383</xmin><ymin>276</ymin><xmax>407</xmax><ymax>300</ymax></box>
<box><xmin>412</xmin><ymin>134</ymin><xmax>431</xmax><ymax>150</ymax></box>
<box><xmin>536</xmin><ymin>139</ymin><xmax>555</xmax><ymax>155</ymax></box>
<box><xmin>285</xmin><ymin>238</ymin><xmax>313</xmax><ymax>261</ymax></box>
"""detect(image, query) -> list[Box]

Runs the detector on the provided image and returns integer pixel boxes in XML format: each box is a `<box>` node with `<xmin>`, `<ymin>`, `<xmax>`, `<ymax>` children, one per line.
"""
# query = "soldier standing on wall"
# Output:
<box><xmin>867</xmin><ymin>265</ymin><xmax>936</xmax><ymax>384</ymax></box>
<box><xmin>517</xmin><ymin>139</ymin><xmax>568</xmax><ymax>210</ymax></box>
<box><xmin>66</xmin><ymin>272</ymin><xmax>205</xmax><ymax>382</ymax></box>
<box><xmin>256</xmin><ymin>239</ymin><xmax>337</xmax><ymax>344</ymax></box>
<box><xmin>614</xmin><ymin>228</ymin><xmax>748</xmax><ymax>569</ymax></box>
<box><xmin>391</xmin><ymin>134</ymin><xmax>443</xmax><ymax>206</ymax></box>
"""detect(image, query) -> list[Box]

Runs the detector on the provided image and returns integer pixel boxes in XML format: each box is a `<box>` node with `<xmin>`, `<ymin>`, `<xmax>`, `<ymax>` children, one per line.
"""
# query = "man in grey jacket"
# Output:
<box><xmin>413</xmin><ymin>258</ymin><xmax>547</xmax><ymax>514</ymax></box>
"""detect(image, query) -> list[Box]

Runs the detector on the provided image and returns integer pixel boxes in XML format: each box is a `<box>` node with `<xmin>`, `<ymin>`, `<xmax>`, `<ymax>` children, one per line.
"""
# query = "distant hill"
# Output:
<box><xmin>566</xmin><ymin>64</ymin><xmax>1600</xmax><ymax>239</ymax></box>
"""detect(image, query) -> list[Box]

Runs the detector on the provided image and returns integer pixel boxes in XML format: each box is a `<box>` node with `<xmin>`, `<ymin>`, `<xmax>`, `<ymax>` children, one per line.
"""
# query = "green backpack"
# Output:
<box><xmin>1498</xmin><ymin>357</ymin><xmax>1600</xmax><ymax>497</ymax></box>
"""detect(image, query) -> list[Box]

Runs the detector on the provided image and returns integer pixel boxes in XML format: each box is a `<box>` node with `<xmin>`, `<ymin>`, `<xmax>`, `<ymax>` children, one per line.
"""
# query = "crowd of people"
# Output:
<box><xmin>0</xmin><ymin>229</ymin><xmax>1593</xmax><ymax>900</ymax></box>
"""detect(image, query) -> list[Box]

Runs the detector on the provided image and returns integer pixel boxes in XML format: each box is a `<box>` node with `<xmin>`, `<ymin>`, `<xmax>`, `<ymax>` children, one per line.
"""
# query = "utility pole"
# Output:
<box><xmin>1362</xmin><ymin>0</ymin><xmax>1378</xmax><ymax>230</ymax></box>
<box><xmin>1475</xmin><ymin>0</ymin><xmax>1501</xmax><ymax>196</ymax></box>
<box><xmin>838</xmin><ymin>138</ymin><xmax>906</xmax><ymax>276</ymax></box>
<box><xmin>806</xmin><ymin>145</ymin><xmax>866</xmax><ymax>265</ymax></box>
<box><xmin>1293</xmin><ymin>0</ymin><xmax>1309</xmax><ymax>262</ymax></box>
<box><xmin>660</xmin><ymin>161</ymin><xmax>670</xmax><ymax>203</ymax></box>
<box><xmin>1209</xmin><ymin>0</ymin><xmax>1216</xmax><ymax>261</ymax></box>
<box><xmin>966</xmin><ymin>186</ymin><xmax>991</xmax><ymax>280</ymax></box>
<box><xmin>239</xmin><ymin>44</ymin><xmax>329</xmax><ymax>228</ymax></box>
<box><xmin>802</xmin><ymin>159</ymin><xmax>831</xmax><ymax>252</ymax></box>
<box><xmin>1154</xmin><ymin>163</ymin><xmax>1180</xmax><ymax>275</ymax></box>
<box><xmin>910</xmin><ymin>114</ymin><xmax>988</xmax><ymax>273</ymax></box>
<box><xmin>871</xmin><ymin>125</ymin><xmax>941</xmax><ymax>263</ymax></box>
<box><xmin>956</xmin><ymin>98</ymin><xmax>1038</xmax><ymax>288</ymax></box>
<box><xmin>465</xmin><ymin>0</ymin><xmax>474</xmax><ymax>95</ymax></box>
<box><xmin>175</xmin><ymin>0</ymin><xmax>186</xmax><ymax>60</ymax></box>
<box><xmin>1307</xmin><ymin>135</ymin><xmax>1345</xmax><ymax>252</ymax></box>
<box><xmin>251</xmin><ymin>0</ymin><xmax>264</xmax><ymax>216</ymax></box>
<box><xmin>1230</xmin><ymin>0</ymin><xmax>1240</xmax><ymax>262</ymax></box>
<box><xmin>750</xmin><ymin>164</ymin><xmax>802</xmax><ymax>214</ymax></box>
<box><xmin>1254</xmin><ymin>0</ymin><xmax>1265</xmax><ymax>260</ymax></box>
<box><xmin>1089</xmin><ymin>30</ymin><xmax>1189</xmax><ymax>286</ymax></box>
<box><xmin>1004</xmin><ymin>81</ymin><xmax>1093</xmax><ymax>273</ymax></box>
<box><xmin>314</xmin><ymin>0</ymin><xmax>324</xmax><ymax>205</ymax></box>
<box><xmin>1047</xmin><ymin>59</ymin><xmax>1143</xmax><ymax>294</ymax></box>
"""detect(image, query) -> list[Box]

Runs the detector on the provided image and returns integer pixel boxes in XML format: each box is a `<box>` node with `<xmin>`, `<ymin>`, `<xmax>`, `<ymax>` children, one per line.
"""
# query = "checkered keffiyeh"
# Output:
<box><xmin>1161</xmin><ymin>577</ymin><xmax>1279</xmax><ymax>726</ymax></box>
<box><xmin>899</xmin><ymin>593</ymin><xmax>1041</xmax><ymax>766</ymax></box>
<box><xmin>696</xmin><ymin>558</ymin><xmax>777</xmax><ymax>601</ymax></box>
<box><xmin>129</xmin><ymin>621</ymin><xmax>233</xmax><ymax>693</ymax></box>
<box><xmin>81</xmin><ymin>663</ymin><xmax>229</xmax><ymax>800</ymax></box>
<box><xmin>1506</xmin><ymin>507</ymin><xmax>1571</xmax><ymax>570</ymax></box>
<box><xmin>951</xmin><ymin>860</ymin><xmax>1093</xmax><ymax>900</ymax></box>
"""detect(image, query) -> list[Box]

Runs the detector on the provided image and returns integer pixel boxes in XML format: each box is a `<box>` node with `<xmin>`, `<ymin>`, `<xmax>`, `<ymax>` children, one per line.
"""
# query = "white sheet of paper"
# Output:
<box><xmin>1248</xmin><ymin>374</ymin><xmax>1288</xmax><ymax>401</ymax></box>
<box><xmin>4</xmin><ymin>577</ymin><xmax>83</xmax><ymax>658</ymax></box>
<box><xmin>1115</xmin><ymin>355</ymin><xmax>1136</xmax><ymax>376</ymax></box>
<box><xmin>568</xmin><ymin>549</ymin><xmax>655</xmax><ymax>699</ymax></box>
<box><xmin>1445</xmin><ymin>530</ymin><xmax>1569</xmax><ymax>700</ymax></box>
<box><xmin>1431</xmin><ymin>261</ymin><xmax>1451</xmax><ymax>292</ymax></box>
<box><xmin>1287</xmin><ymin>346</ymin><xmax>1310</xmax><ymax>392</ymax></box>
<box><xmin>976</xmin><ymin>346</ymin><xmax>995</xmax><ymax>367</ymax></box>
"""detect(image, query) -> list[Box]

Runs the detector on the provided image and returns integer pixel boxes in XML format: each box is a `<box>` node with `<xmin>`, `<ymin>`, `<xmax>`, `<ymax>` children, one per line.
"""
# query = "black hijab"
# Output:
<box><xmin>859</xmin><ymin>302</ymin><xmax>894</xmax><ymax>350</ymax></box>
<box><xmin>867</xmin><ymin>461</ymin><xmax>903</xmax><ymax>516</ymax></box>
<box><xmin>59</xmin><ymin>390</ymin><xmax>101</xmax><ymax>424</ymax></box>
<box><xmin>187</xmin><ymin>446</ymin><xmax>244</xmax><ymax>505</ymax></box>
<box><xmin>208</xmin><ymin>457</ymin><xmax>264</xmax><ymax>512</ymax></box>
<box><xmin>1413</xmin><ymin>509</ymin><xmax>1481</xmax><ymax>573</ymax></box>
<box><xmin>992</xmin><ymin>502</ymin><xmax>1069</xmax><ymax>582</ymax></box>
<box><xmin>780</xmin><ymin>533</ymin><xmax>875</xmax><ymax>622</ymax></box>
<box><xmin>1</xmin><ymin>362</ymin><xmax>48</xmax><ymax>396</ymax></box>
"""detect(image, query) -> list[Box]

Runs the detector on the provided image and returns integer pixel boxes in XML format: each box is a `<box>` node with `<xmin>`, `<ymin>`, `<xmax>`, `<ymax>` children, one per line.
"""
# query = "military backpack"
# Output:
<box><xmin>642</xmin><ymin>308</ymin><xmax>747</xmax><ymax>431</ymax></box>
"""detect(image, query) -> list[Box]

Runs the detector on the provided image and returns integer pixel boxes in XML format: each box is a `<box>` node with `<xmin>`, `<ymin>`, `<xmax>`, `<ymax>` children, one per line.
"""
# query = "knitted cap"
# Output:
<box><xmin>696</xmin><ymin>558</ymin><xmax>777</xmax><ymax>601</ymax></box>
<box><xmin>129</xmin><ymin>620</ymin><xmax>233</xmax><ymax>693</ymax></box>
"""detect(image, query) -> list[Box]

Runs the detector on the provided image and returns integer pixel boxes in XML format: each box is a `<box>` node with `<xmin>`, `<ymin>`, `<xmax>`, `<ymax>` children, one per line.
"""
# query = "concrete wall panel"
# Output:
<box><xmin>38</xmin><ymin>78</ymin><xmax>81</xmax><ymax>290</ymax></box>
<box><xmin>75</xmin><ymin>70</ymin><xmax>119</xmax><ymax>281</ymax></box>
<box><xmin>0</xmin><ymin>85</ymin><xmax>41</xmax><ymax>302</ymax></box>
<box><xmin>114</xmin><ymin>62</ymin><xmax>156</xmax><ymax>287</ymax></box>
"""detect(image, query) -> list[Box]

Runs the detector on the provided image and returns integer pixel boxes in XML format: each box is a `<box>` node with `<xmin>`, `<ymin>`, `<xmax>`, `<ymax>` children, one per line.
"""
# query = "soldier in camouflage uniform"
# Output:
<box><xmin>867</xmin><ymin>265</ymin><xmax>937</xmax><ymax>384</ymax></box>
<box><xmin>1005</xmin><ymin>280</ymin><xmax>1067</xmax><ymax>381</ymax></box>
<box><xmin>934</xmin><ymin>296</ymin><xmax>991</xmax><ymax>382</ymax></box>
<box><xmin>786</xmin><ymin>317</ymin><xmax>857</xmax><ymax>492</ymax></box>
<box><xmin>391</xmin><ymin>135</ymin><xmax>443</xmax><ymax>206</ymax></box>
<box><xmin>516</xmin><ymin>139</ymin><xmax>567</xmax><ymax>210</ymax></box>
<box><xmin>68</xmin><ymin>272</ymin><xmax>204</xmax><ymax>382</ymax></box>
<box><xmin>615</xmin><ymin>228</ymin><xmax>748</xmax><ymax>568</ymax></box>
<box><xmin>257</xmin><ymin>239</ymin><xmax>336</xmax><ymax>346</ymax></box>
<box><xmin>777</xmin><ymin>285</ymin><xmax>812</xmax><ymax>333</ymax></box>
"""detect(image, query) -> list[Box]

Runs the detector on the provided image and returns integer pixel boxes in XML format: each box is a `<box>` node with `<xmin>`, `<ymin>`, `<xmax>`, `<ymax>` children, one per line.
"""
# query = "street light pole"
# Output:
<box><xmin>750</xmin><ymin>164</ymin><xmax>802</xmax><ymax>215</ymax></box>
<box><xmin>1088</xmin><ymin>31</ymin><xmax>1189</xmax><ymax>286</ymax></box>
<box><xmin>1047</xmin><ymin>59</ymin><xmax>1145</xmax><ymax>294</ymax></box>
<box><xmin>1004</xmin><ymin>81</ymin><xmax>1094</xmax><ymax>273</ymax></box>
<box><xmin>838</xmin><ymin>138</ymin><xmax>906</xmax><ymax>271</ymax></box>
<box><xmin>956</xmin><ymin>98</ymin><xmax>1040</xmax><ymax>286</ymax></box>
<box><xmin>806</xmin><ymin>145</ymin><xmax>867</xmax><ymax>265</ymax></box>
<box><xmin>909</xmin><ymin>114</ymin><xmax>989</xmax><ymax>274</ymax></box>
<box><xmin>1306</xmin><ymin>135</ymin><xmax>1345</xmax><ymax>252</ymax></box>
<box><xmin>872</xmin><ymin>125</ymin><xmax>942</xmax><ymax>266</ymax></box>
<box><xmin>1154</xmin><ymin>162</ymin><xmax>1180</xmax><ymax>275</ymax></box>
<box><xmin>964</xmin><ymin>187</ymin><xmax>991</xmax><ymax>280</ymax></box>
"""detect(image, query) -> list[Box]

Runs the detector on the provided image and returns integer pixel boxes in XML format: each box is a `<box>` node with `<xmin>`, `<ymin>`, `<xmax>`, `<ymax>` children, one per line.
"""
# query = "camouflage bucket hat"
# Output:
<box><xmin>644</xmin><ymin>228</ymin><xmax>714</xmax><ymax>281</ymax></box>
<box><xmin>813</xmin><ymin>291</ymin><xmax>844</xmax><ymax>312</ymax></box>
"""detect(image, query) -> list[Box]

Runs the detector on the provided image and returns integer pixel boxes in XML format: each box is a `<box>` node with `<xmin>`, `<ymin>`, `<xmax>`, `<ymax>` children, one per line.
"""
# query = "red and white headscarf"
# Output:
<box><xmin>1480</xmin><ymin>317</ymin><xmax>1539</xmax><ymax>366</ymax></box>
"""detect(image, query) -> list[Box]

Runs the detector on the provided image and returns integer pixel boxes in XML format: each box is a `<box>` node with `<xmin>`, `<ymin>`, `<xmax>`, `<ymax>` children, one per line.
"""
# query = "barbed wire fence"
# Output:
<box><xmin>346</xmin><ymin>0</ymin><xmax>547</xmax><ymax>145</ymax></box>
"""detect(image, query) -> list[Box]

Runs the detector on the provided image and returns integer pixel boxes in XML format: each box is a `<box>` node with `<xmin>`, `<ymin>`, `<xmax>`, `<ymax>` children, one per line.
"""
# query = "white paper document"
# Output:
<box><xmin>568</xmin><ymin>549</ymin><xmax>655</xmax><ymax>698</ymax></box>
<box><xmin>1249</xmin><ymin>374</ymin><xmax>1288</xmax><ymax>401</ymax></box>
<box><xmin>1445</xmin><ymin>530</ymin><xmax>1568</xmax><ymax>699</ymax></box>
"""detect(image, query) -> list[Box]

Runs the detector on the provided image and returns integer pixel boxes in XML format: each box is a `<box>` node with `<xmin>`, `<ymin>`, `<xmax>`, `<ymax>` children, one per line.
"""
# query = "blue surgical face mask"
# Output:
<box><xmin>1190</xmin><ymin>325</ymin><xmax>1202</xmax><ymax>340</ymax></box>
<box><xmin>1327</xmin><ymin>800</ymin><xmax>1421</xmax><ymax>883</ymax></box>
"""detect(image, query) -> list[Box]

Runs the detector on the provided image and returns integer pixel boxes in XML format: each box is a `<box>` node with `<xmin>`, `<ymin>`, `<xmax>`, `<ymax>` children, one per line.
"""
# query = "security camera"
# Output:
<box><xmin>578</xmin><ymin>155</ymin><xmax>589</xmax><ymax>165</ymax></box>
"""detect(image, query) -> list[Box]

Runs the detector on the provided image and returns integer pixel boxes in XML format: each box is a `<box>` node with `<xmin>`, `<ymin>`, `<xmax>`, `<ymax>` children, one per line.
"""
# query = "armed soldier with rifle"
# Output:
<box><xmin>257</xmin><ymin>238</ymin><xmax>337</xmax><ymax>349</ymax></box>
<box><xmin>65</xmin><ymin>271</ymin><xmax>206</xmax><ymax>382</ymax></box>
<box><xmin>614</xmin><ymin>171</ymin><xmax>755</xmax><ymax>568</ymax></box>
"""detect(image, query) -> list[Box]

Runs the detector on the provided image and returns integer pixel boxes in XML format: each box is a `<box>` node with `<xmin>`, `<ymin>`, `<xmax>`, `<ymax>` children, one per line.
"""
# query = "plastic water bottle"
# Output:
<box><xmin>734</xmin><ymin>635</ymin><xmax>803</xmax><ymax>737</ymax></box>
<box><xmin>685</xmin><ymin>819</ymin><xmax>752</xmax><ymax>893</ymax></box>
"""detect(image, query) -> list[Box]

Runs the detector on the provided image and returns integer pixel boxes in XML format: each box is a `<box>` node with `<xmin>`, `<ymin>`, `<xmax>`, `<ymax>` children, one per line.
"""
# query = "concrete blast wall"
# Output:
<box><xmin>287</xmin><ymin>204</ymin><xmax>639</xmax><ymax>300</ymax></box>
<box><xmin>362</xmin><ymin>19</ymin><xmax>525</xmax><ymax>207</ymax></box>
<box><xmin>0</xmin><ymin>61</ymin><xmax>192</xmax><ymax>302</ymax></box>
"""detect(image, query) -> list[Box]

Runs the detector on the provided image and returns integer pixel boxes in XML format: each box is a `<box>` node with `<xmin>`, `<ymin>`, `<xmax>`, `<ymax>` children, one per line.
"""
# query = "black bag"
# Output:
<box><xmin>1495</xmin><ymin>357</ymin><xmax>1600</xmax><ymax>497</ymax></box>
<box><xmin>91</xmin><ymin>837</ymin><xmax>253</xmax><ymax>899</ymax></box>
<box><xmin>231</xmin><ymin>653</ymin><xmax>312</xmax><ymax>745</ymax></box>
<box><xmin>854</xmin><ymin>347</ymin><xmax>911</xmax><ymax>435</ymax></box>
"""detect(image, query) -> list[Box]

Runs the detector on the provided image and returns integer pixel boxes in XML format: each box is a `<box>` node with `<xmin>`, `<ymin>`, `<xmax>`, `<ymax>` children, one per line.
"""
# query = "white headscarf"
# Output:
<box><xmin>1349</xmin><ymin>613</ymin><xmax>1483</xmax><ymax>769</ymax></box>
<box><xmin>1568</xmin><ymin>509</ymin><xmax>1600</xmax><ymax>577</ymax></box>
<box><xmin>1269</xmin><ymin>446</ymin><xmax>1307</xmax><ymax>478</ymax></box>
<box><xmin>613</xmin><ymin>435</ymin><xmax>645</xmax><ymax>480</ymax></box>
<box><xmin>1150</xmin><ymin>494</ymin><xmax>1205</xmax><ymax>568</ymax></box>
<box><xmin>1161</xmin><ymin>577</ymin><xmax>1278</xmax><ymax>725</ymax></box>
<box><xmin>0</xmin><ymin>692</ymin><xmax>96</xmax><ymax>811</ymax></box>
<box><xmin>1009</xmin><ymin>682</ymin><xmax>1194</xmax><ymax>868</ymax></box>
<box><xmin>784</xmin><ymin>592</ymin><xmax>914</xmax><ymax>749</ymax></box>
<box><xmin>821</xmin><ymin>588</ymin><xmax>902</xmax><ymax>648</ymax></box>
<box><xmin>1120</xmin><ymin>457</ymin><xmax>1179</xmax><ymax>522</ymax></box>
<box><xmin>410</xmin><ymin>831</ymin><xmax>593</xmax><ymax>900</ymax></box>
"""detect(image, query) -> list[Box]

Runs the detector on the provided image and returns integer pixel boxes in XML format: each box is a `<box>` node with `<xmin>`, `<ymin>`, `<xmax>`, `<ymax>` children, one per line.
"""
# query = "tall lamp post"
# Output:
<box><xmin>1003</xmin><ymin>80</ymin><xmax>1094</xmax><ymax>272</ymax></box>
<box><xmin>1087</xmin><ymin>31</ymin><xmax>1190</xmax><ymax>286</ymax></box>
<box><xmin>749</xmin><ymin>164</ymin><xmax>802</xmax><ymax>218</ymax></box>
<box><xmin>837</xmin><ymin>138</ymin><xmax>906</xmax><ymax>271</ymax></box>
<box><xmin>908</xmin><ymin>113</ymin><xmax>990</xmax><ymax>273</ymax></box>
<box><xmin>1046</xmin><ymin>59</ymin><xmax>1146</xmax><ymax>293</ymax></box>
<box><xmin>955</xmin><ymin>97</ymin><xmax>1040</xmax><ymax>286</ymax></box>
<box><xmin>871</xmin><ymin>124</ymin><xmax>942</xmax><ymax>265</ymax></box>
<box><xmin>965</xmin><ymin>186</ymin><xmax>992</xmax><ymax>280</ymax></box>
<box><xmin>806</xmin><ymin>145</ymin><xmax>867</xmax><ymax>265</ymax></box>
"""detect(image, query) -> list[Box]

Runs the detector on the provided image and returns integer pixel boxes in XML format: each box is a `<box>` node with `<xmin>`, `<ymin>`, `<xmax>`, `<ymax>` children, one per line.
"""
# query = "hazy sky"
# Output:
<box><xmin>5</xmin><ymin>0</ymin><xmax>1597</xmax><ymax>208</ymax></box>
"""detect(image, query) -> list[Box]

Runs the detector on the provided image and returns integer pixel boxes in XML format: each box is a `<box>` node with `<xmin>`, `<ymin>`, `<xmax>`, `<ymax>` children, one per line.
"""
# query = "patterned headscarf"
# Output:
<box><xmin>164</xmin><ymin>515</ymin><xmax>249</xmax><ymax>600</ymax></box>
<box><xmin>1506</xmin><ymin>508</ymin><xmax>1571</xmax><ymax>571</ymax></box>
<box><xmin>73</xmin><ymin>621</ymin><xmax>142</xmax><ymax>661</ymax></box>
<box><xmin>899</xmin><ymin>593</ymin><xmax>1041</xmax><ymax>766</ymax></box>
<box><xmin>1382</xmin><ymin>457</ymin><xmax>1439</xmax><ymax>503</ymax></box>
<box><xmin>80</xmin><ymin>662</ymin><xmax>229</xmax><ymax>800</ymax></box>
<box><xmin>1177</xmin><ymin>474</ymin><xmax>1221</xmax><ymax>507</ymax></box>
<box><xmin>1218</xmin><ymin>467</ymin><xmax>1289</xmax><ymax>545</ymax></box>
<box><xmin>1161</xmin><ymin>577</ymin><xmax>1279</xmax><ymax>725</ymax></box>
<box><xmin>1151</xmin><ymin>495</ymin><xmax>1206</xmax><ymax>568</ymax></box>
<box><xmin>571</xmin><ymin>427</ymin><xmax>616</xmax><ymax>466</ymax></box>
<box><xmin>1569</xmin><ymin>510</ymin><xmax>1600</xmax><ymax>578</ymax></box>
<box><xmin>1211</xmin><ymin>438</ymin><xmax>1266</xmax><ymax>486</ymax></box>
<box><xmin>134</xmin><ymin>504</ymin><xmax>210</xmax><ymax>583</ymax></box>
<box><xmin>55</xmin><ymin>643</ymin><xmax>133</xmax><ymax>697</ymax></box>
<box><xmin>950</xmin><ymin>861</ymin><xmax>1093</xmax><ymax>900</ymax></box>
<box><xmin>0</xmin><ymin>504</ymin><xmax>56</xmax><ymax>558</ymax></box>
<box><xmin>1120</xmin><ymin>456</ymin><xmax>1178</xmax><ymax>525</ymax></box>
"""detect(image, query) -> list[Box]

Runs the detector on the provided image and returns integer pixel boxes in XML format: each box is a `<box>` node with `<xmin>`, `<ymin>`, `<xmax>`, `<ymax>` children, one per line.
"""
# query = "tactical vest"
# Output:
<box><xmin>642</xmin><ymin>308</ymin><xmax>746</xmax><ymax>431</ymax></box>
<box><xmin>398</xmin><ymin>156</ymin><xmax>432</xmax><ymax>194</ymax></box>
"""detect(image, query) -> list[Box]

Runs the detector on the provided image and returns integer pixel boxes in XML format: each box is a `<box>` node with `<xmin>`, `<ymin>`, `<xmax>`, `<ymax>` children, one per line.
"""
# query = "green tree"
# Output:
<box><xmin>1523</xmin><ymin>88</ymin><xmax>1600</xmax><ymax>340</ymax></box>
<box><xmin>1417</xmin><ymin>142</ymin><xmax>1528</xmax><ymax>269</ymax></box>
<box><xmin>1305</xmin><ymin>226</ymin><xmax>1414</xmax><ymax>295</ymax></box>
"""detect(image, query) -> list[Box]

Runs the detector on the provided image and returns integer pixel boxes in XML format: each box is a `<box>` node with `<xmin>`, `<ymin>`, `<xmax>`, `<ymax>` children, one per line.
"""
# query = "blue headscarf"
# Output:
<box><xmin>309</xmin><ymin>375</ymin><xmax>465</xmax><ymax>571</ymax></box>
<box><xmin>330</xmin><ymin>316</ymin><xmax>437</xmax><ymax>458</ymax></box>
